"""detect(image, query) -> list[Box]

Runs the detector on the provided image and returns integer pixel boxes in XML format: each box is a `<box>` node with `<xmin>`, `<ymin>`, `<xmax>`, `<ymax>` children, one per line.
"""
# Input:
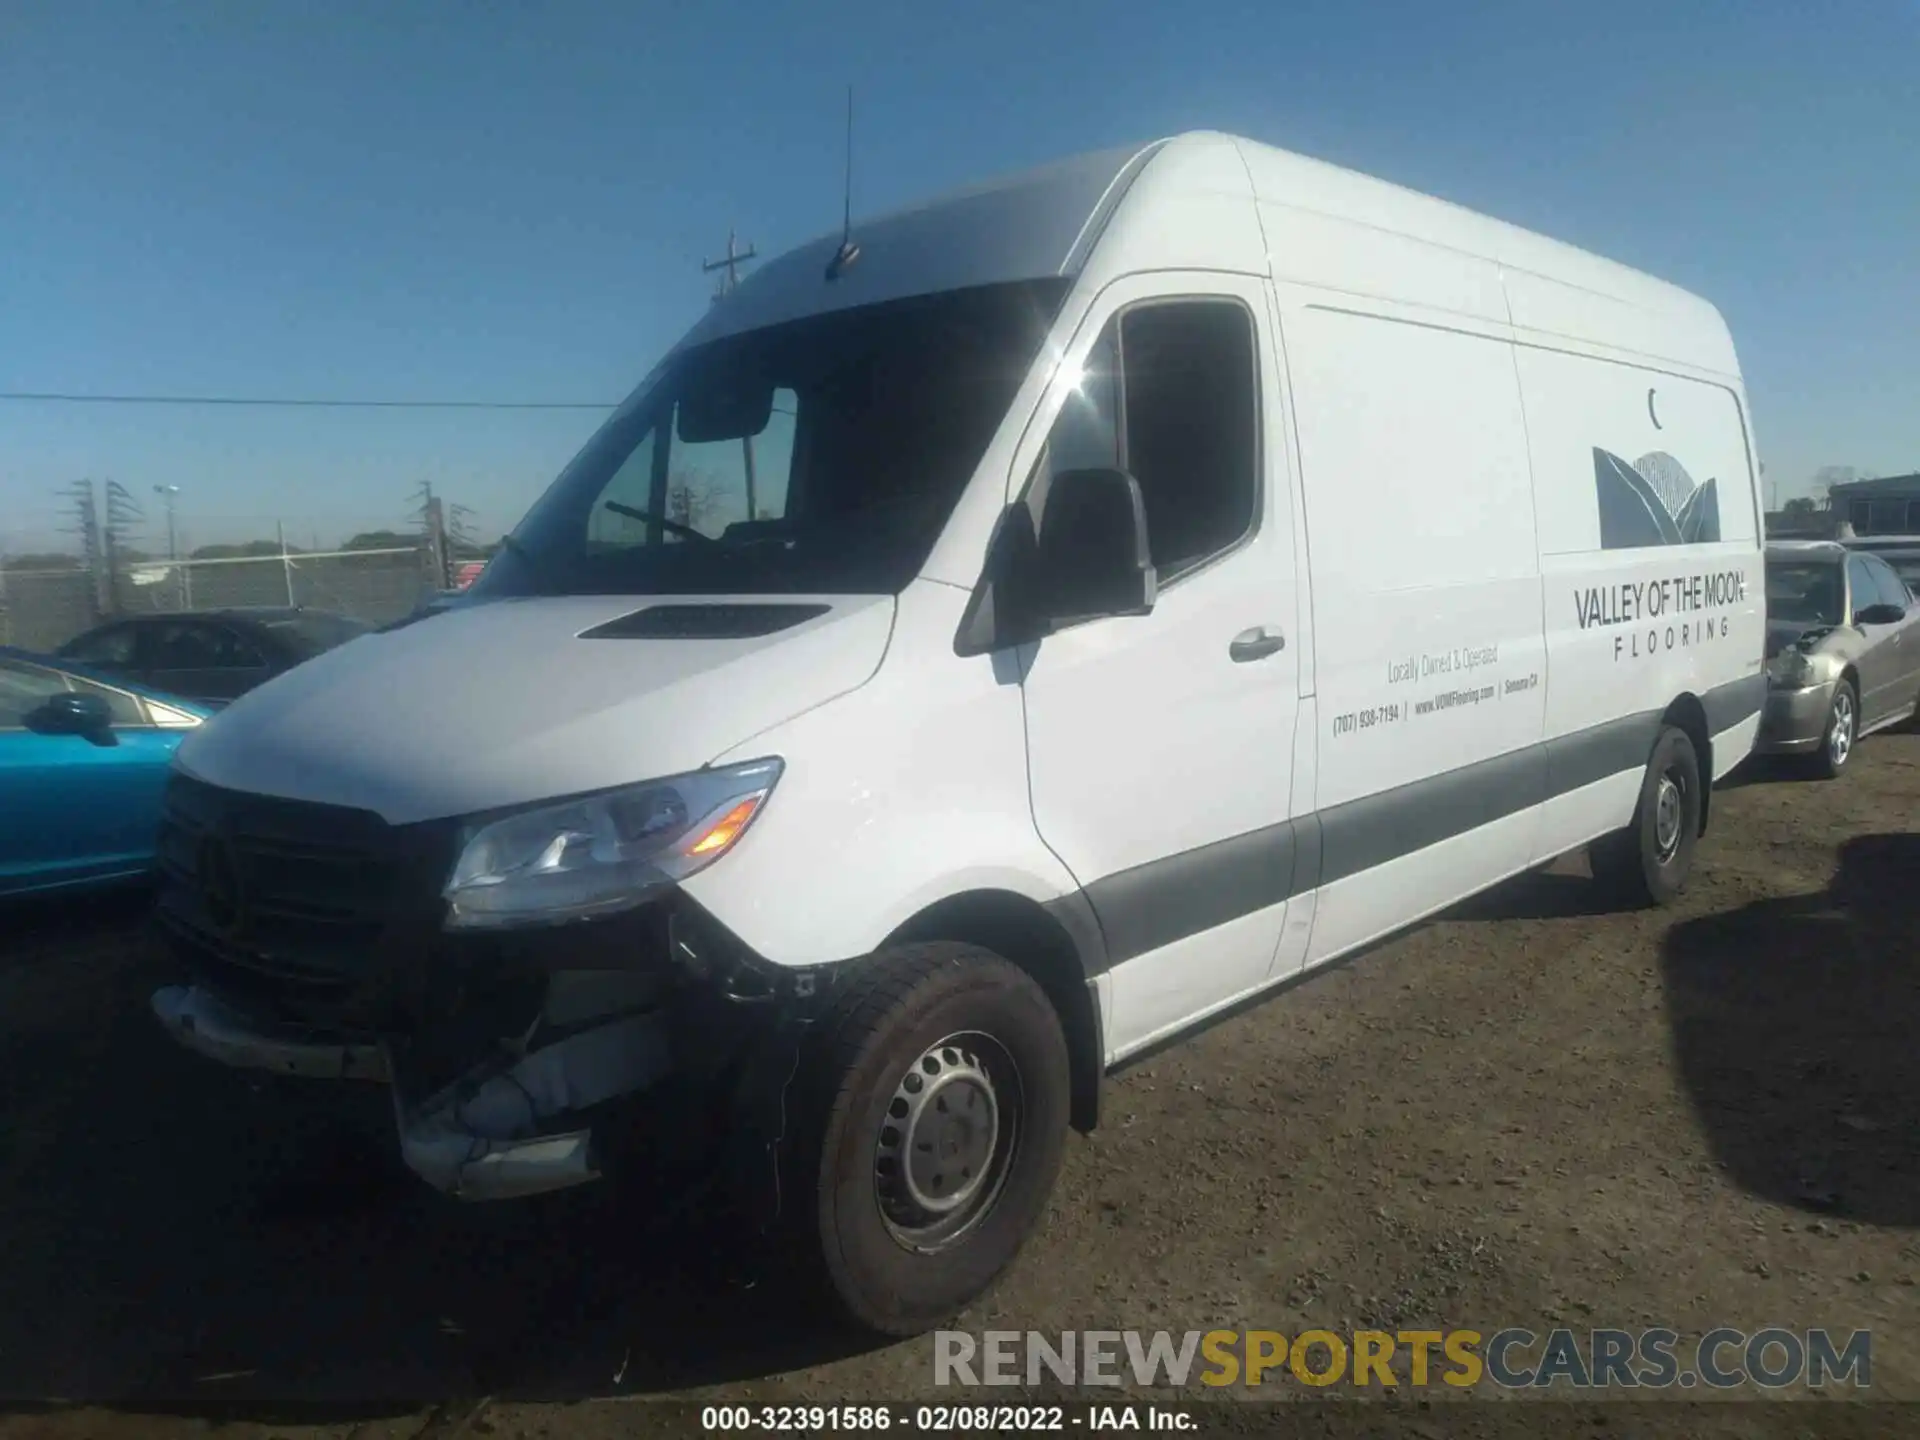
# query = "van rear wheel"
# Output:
<box><xmin>782</xmin><ymin>943</ymin><xmax>1070</xmax><ymax>1337</ymax></box>
<box><xmin>1591</xmin><ymin>724</ymin><xmax>1701</xmax><ymax>908</ymax></box>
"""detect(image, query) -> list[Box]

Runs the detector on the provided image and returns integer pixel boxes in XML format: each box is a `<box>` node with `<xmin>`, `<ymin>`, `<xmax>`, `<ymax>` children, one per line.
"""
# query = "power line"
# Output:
<box><xmin>0</xmin><ymin>391</ymin><xmax>618</xmax><ymax>410</ymax></box>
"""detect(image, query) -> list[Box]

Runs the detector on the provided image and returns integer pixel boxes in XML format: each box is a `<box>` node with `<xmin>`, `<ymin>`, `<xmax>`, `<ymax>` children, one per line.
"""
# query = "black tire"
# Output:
<box><xmin>1591</xmin><ymin>725</ymin><xmax>1702</xmax><ymax>908</ymax></box>
<box><xmin>780</xmin><ymin>943</ymin><xmax>1070</xmax><ymax>1337</ymax></box>
<box><xmin>1810</xmin><ymin>679</ymin><xmax>1858</xmax><ymax>780</ymax></box>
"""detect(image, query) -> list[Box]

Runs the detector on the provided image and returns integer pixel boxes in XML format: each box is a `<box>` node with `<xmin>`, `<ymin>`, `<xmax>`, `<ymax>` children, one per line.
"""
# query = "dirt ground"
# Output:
<box><xmin>1</xmin><ymin>736</ymin><xmax>1916</xmax><ymax>1439</ymax></box>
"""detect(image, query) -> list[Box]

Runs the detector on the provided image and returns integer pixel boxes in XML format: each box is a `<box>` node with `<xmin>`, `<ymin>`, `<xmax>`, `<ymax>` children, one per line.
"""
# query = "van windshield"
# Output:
<box><xmin>474</xmin><ymin>279</ymin><xmax>1072</xmax><ymax>599</ymax></box>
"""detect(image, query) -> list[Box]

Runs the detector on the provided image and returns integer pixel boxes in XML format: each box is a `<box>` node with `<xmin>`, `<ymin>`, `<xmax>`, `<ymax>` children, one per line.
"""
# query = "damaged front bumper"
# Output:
<box><xmin>151</xmin><ymin>982</ymin><xmax>674</xmax><ymax>1200</ymax></box>
<box><xmin>153</xmin><ymin>982</ymin><xmax>391</xmax><ymax>1081</ymax></box>
<box><xmin>391</xmin><ymin>1009</ymin><xmax>674</xmax><ymax>1201</ymax></box>
<box><xmin>152</xmin><ymin>893</ymin><xmax>835</xmax><ymax>1212</ymax></box>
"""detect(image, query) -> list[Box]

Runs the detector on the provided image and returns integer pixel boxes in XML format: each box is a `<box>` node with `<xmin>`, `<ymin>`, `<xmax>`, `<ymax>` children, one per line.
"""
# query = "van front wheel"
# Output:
<box><xmin>783</xmin><ymin>944</ymin><xmax>1071</xmax><ymax>1337</ymax></box>
<box><xmin>1591</xmin><ymin>725</ymin><xmax>1701</xmax><ymax>908</ymax></box>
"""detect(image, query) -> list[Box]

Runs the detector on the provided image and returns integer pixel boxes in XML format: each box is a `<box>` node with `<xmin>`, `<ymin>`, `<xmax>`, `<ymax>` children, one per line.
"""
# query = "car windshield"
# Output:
<box><xmin>471</xmin><ymin>279</ymin><xmax>1072</xmax><ymax>599</ymax></box>
<box><xmin>260</xmin><ymin>612</ymin><xmax>372</xmax><ymax>657</ymax></box>
<box><xmin>1765</xmin><ymin>559</ymin><xmax>1844</xmax><ymax>626</ymax></box>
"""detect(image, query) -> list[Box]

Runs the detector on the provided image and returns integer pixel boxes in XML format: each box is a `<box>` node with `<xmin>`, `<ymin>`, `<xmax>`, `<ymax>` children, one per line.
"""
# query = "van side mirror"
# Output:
<box><xmin>1034</xmin><ymin>467</ymin><xmax>1158</xmax><ymax>628</ymax></box>
<box><xmin>953</xmin><ymin>467</ymin><xmax>1158</xmax><ymax>658</ymax></box>
<box><xmin>28</xmin><ymin>690</ymin><xmax>116</xmax><ymax>743</ymax></box>
<box><xmin>1854</xmin><ymin>602</ymin><xmax>1906</xmax><ymax>626</ymax></box>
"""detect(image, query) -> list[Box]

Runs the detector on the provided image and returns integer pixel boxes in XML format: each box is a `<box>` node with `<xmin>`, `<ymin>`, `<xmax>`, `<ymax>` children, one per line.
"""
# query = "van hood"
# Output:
<box><xmin>175</xmin><ymin>594</ymin><xmax>895</xmax><ymax>825</ymax></box>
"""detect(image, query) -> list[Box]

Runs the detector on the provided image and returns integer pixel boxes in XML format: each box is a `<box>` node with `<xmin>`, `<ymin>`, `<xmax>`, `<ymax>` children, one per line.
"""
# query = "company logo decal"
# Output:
<box><xmin>1593</xmin><ymin>448</ymin><xmax>1720</xmax><ymax>549</ymax></box>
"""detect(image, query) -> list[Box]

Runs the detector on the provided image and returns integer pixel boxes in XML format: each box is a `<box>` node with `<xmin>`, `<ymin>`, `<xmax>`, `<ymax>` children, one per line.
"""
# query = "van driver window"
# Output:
<box><xmin>1029</xmin><ymin>299</ymin><xmax>1259</xmax><ymax>582</ymax></box>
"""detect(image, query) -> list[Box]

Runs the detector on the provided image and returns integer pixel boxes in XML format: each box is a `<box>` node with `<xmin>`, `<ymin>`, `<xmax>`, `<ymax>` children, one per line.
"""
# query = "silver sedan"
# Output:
<box><xmin>1758</xmin><ymin>540</ymin><xmax>1920</xmax><ymax>776</ymax></box>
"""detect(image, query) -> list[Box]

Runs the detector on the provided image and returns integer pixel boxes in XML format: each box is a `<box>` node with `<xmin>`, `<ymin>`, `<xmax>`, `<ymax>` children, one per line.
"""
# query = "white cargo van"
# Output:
<box><xmin>151</xmin><ymin>132</ymin><xmax>1766</xmax><ymax>1335</ymax></box>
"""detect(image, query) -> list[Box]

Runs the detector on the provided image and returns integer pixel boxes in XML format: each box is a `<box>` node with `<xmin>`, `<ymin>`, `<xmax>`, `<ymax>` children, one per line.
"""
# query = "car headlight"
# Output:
<box><xmin>442</xmin><ymin>758</ymin><xmax>782</xmax><ymax>931</ymax></box>
<box><xmin>1767</xmin><ymin>649</ymin><xmax>1816</xmax><ymax>689</ymax></box>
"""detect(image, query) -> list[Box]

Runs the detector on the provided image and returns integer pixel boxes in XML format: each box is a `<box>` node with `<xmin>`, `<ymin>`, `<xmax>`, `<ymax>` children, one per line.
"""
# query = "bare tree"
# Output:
<box><xmin>665</xmin><ymin>469</ymin><xmax>728</xmax><ymax>534</ymax></box>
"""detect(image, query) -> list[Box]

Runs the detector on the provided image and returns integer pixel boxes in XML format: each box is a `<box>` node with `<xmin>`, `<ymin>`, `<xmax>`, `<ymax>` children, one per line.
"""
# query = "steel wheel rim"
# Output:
<box><xmin>1653</xmin><ymin>771</ymin><xmax>1686</xmax><ymax>864</ymax></box>
<box><xmin>873</xmin><ymin>1031</ymin><xmax>1022</xmax><ymax>1253</ymax></box>
<box><xmin>1829</xmin><ymin>691</ymin><xmax>1854</xmax><ymax>766</ymax></box>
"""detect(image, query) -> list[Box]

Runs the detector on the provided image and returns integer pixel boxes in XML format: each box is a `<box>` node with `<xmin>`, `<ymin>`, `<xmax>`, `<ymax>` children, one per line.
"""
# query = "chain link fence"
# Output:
<box><xmin>0</xmin><ymin>545</ymin><xmax>439</xmax><ymax>653</ymax></box>
<box><xmin>0</xmin><ymin>567</ymin><xmax>100</xmax><ymax>653</ymax></box>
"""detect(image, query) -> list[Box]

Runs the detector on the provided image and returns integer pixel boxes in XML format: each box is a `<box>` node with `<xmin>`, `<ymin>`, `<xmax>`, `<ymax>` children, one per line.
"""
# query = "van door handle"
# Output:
<box><xmin>1229</xmin><ymin>626</ymin><xmax>1286</xmax><ymax>662</ymax></box>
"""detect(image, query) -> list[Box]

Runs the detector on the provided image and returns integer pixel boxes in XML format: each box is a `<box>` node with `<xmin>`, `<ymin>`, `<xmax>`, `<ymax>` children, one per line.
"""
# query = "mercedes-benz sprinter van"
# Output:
<box><xmin>150</xmin><ymin>131</ymin><xmax>1767</xmax><ymax>1336</ymax></box>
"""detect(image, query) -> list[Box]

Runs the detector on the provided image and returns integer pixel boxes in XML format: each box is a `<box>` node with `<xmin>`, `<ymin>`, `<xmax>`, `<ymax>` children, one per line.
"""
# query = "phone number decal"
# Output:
<box><xmin>1330</xmin><ymin>701</ymin><xmax>1402</xmax><ymax>737</ymax></box>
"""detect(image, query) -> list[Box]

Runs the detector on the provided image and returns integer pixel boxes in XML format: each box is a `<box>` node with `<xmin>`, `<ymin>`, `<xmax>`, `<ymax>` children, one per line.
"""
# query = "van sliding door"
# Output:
<box><xmin>1283</xmin><ymin>305</ymin><xmax>1549</xmax><ymax>968</ymax></box>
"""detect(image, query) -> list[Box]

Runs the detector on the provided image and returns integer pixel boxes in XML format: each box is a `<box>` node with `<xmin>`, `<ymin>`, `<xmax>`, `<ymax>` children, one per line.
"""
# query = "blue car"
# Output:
<box><xmin>0</xmin><ymin>644</ymin><xmax>214</xmax><ymax>898</ymax></box>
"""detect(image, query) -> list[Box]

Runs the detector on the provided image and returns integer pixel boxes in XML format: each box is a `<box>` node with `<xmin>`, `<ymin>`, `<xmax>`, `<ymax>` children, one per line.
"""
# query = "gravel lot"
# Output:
<box><xmin>1</xmin><ymin>735</ymin><xmax>1915</xmax><ymax>1439</ymax></box>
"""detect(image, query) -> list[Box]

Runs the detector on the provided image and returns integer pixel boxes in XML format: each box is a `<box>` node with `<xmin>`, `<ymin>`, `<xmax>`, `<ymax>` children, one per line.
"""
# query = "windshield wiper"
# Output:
<box><xmin>603</xmin><ymin>499</ymin><xmax>716</xmax><ymax>544</ymax></box>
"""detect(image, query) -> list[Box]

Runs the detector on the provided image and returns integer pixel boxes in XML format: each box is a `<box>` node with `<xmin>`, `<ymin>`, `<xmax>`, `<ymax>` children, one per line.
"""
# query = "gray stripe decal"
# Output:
<box><xmin>1703</xmin><ymin>672</ymin><xmax>1765</xmax><ymax>735</ymax></box>
<box><xmin>1544</xmin><ymin>711</ymin><xmax>1663</xmax><ymax>799</ymax></box>
<box><xmin>1319</xmin><ymin>742</ymin><xmax>1548</xmax><ymax>890</ymax></box>
<box><xmin>1083</xmin><ymin>821</ymin><xmax>1296</xmax><ymax>964</ymax></box>
<box><xmin>1290</xmin><ymin>809</ymin><xmax>1324</xmax><ymax>902</ymax></box>
<box><xmin>1059</xmin><ymin>672</ymin><xmax>1764</xmax><ymax>972</ymax></box>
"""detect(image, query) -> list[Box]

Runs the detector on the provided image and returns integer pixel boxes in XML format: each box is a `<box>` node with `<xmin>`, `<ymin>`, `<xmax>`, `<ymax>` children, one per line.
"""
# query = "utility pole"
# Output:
<box><xmin>154</xmin><ymin>483</ymin><xmax>187</xmax><ymax>608</ymax></box>
<box><xmin>153</xmin><ymin>485</ymin><xmax>180</xmax><ymax>560</ymax></box>
<box><xmin>702</xmin><ymin>227</ymin><xmax>756</xmax><ymax>300</ymax></box>
<box><xmin>63</xmin><ymin>479</ymin><xmax>103</xmax><ymax>621</ymax></box>
<box><xmin>277</xmin><ymin>520</ymin><xmax>295</xmax><ymax>606</ymax></box>
<box><xmin>102</xmin><ymin>479</ymin><xmax>143</xmax><ymax>617</ymax></box>
<box><xmin>448</xmin><ymin>503</ymin><xmax>478</xmax><ymax>561</ymax></box>
<box><xmin>702</xmin><ymin>228</ymin><xmax>761</xmax><ymax>522</ymax></box>
<box><xmin>414</xmin><ymin>479</ymin><xmax>451</xmax><ymax>590</ymax></box>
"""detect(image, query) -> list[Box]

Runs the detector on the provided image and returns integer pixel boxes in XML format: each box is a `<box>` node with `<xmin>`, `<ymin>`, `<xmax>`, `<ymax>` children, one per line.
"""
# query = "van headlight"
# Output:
<box><xmin>442</xmin><ymin>758</ymin><xmax>782</xmax><ymax>930</ymax></box>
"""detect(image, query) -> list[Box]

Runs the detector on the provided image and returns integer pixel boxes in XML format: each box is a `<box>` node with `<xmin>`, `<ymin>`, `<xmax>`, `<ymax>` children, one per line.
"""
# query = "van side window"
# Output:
<box><xmin>1026</xmin><ymin>300</ymin><xmax>1259</xmax><ymax>584</ymax></box>
<box><xmin>1022</xmin><ymin>326</ymin><xmax>1121</xmax><ymax>537</ymax></box>
<box><xmin>1120</xmin><ymin>300</ymin><xmax>1259</xmax><ymax>577</ymax></box>
<box><xmin>586</xmin><ymin>427</ymin><xmax>660</xmax><ymax>550</ymax></box>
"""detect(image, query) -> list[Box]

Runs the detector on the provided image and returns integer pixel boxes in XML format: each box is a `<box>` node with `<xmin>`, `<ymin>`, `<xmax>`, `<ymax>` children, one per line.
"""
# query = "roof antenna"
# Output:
<box><xmin>825</xmin><ymin>85</ymin><xmax>860</xmax><ymax>281</ymax></box>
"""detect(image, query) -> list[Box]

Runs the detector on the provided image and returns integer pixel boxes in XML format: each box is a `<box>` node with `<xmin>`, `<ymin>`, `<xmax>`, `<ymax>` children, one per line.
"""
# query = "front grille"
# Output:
<box><xmin>155</xmin><ymin>772</ymin><xmax>454</xmax><ymax>1023</ymax></box>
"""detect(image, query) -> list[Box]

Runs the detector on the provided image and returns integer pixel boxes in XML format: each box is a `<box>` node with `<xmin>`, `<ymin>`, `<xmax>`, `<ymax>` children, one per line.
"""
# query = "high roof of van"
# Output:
<box><xmin>675</xmin><ymin>131</ymin><xmax>1738</xmax><ymax>380</ymax></box>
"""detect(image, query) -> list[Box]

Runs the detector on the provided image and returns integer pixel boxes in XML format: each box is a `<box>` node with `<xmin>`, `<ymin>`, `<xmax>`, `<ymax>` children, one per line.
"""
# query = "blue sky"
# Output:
<box><xmin>3</xmin><ymin>0</ymin><xmax>1915</xmax><ymax>553</ymax></box>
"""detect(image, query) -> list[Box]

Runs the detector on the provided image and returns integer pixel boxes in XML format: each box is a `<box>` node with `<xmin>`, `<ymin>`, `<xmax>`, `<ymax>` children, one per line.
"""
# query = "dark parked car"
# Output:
<box><xmin>55</xmin><ymin>607</ymin><xmax>371</xmax><ymax>706</ymax></box>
